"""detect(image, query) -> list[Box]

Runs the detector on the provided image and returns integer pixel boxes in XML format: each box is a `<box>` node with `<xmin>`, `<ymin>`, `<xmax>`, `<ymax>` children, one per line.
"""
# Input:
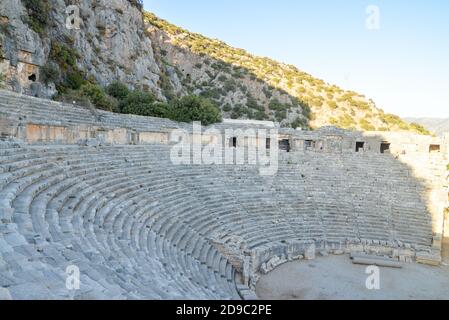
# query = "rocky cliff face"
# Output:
<box><xmin>0</xmin><ymin>1</ymin><xmax>429</xmax><ymax>133</ymax></box>
<box><xmin>0</xmin><ymin>0</ymin><xmax>182</xmax><ymax>99</ymax></box>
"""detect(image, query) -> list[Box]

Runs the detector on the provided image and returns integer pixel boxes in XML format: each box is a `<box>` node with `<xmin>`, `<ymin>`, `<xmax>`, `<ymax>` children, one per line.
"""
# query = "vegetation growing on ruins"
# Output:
<box><xmin>22</xmin><ymin>0</ymin><xmax>50</xmax><ymax>34</ymax></box>
<box><xmin>0</xmin><ymin>73</ymin><xmax>5</xmax><ymax>89</ymax></box>
<box><xmin>115</xmin><ymin>88</ymin><xmax>222</xmax><ymax>125</ymax></box>
<box><xmin>40</xmin><ymin>64</ymin><xmax>60</xmax><ymax>85</ymax></box>
<box><xmin>48</xmin><ymin>42</ymin><xmax>87</xmax><ymax>93</ymax></box>
<box><xmin>79</xmin><ymin>83</ymin><xmax>119</xmax><ymax>112</ymax></box>
<box><xmin>166</xmin><ymin>95</ymin><xmax>222</xmax><ymax>125</ymax></box>
<box><xmin>54</xmin><ymin>78</ymin><xmax>222</xmax><ymax>125</ymax></box>
<box><xmin>107</xmin><ymin>81</ymin><xmax>131</xmax><ymax>101</ymax></box>
<box><xmin>119</xmin><ymin>90</ymin><xmax>161</xmax><ymax>116</ymax></box>
<box><xmin>145</xmin><ymin>12</ymin><xmax>430</xmax><ymax>134</ymax></box>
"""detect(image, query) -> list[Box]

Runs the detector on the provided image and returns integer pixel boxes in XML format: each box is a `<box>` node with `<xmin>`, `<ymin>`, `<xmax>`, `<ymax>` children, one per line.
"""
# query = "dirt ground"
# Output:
<box><xmin>256</xmin><ymin>255</ymin><xmax>449</xmax><ymax>300</ymax></box>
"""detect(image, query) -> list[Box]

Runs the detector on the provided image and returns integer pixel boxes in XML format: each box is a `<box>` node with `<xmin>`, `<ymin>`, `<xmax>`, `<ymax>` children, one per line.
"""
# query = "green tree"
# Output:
<box><xmin>167</xmin><ymin>95</ymin><xmax>222</xmax><ymax>125</ymax></box>
<box><xmin>119</xmin><ymin>90</ymin><xmax>159</xmax><ymax>116</ymax></box>
<box><xmin>106</xmin><ymin>81</ymin><xmax>130</xmax><ymax>101</ymax></box>
<box><xmin>80</xmin><ymin>83</ymin><xmax>119</xmax><ymax>112</ymax></box>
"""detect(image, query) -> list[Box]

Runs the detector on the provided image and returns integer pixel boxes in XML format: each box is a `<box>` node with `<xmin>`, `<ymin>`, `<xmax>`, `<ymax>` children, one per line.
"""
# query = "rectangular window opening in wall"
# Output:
<box><xmin>279</xmin><ymin>139</ymin><xmax>291</xmax><ymax>152</ymax></box>
<box><xmin>304</xmin><ymin>140</ymin><xmax>315</xmax><ymax>149</ymax></box>
<box><xmin>356</xmin><ymin>141</ymin><xmax>365</xmax><ymax>152</ymax></box>
<box><xmin>380</xmin><ymin>142</ymin><xmax>391</xmax><ymax>154</ymax></box>
<box><xmin>230</xmin><ymin>137</ymin><xmax>237</xmax><ymax>148</ymax></box>
<box><xmin>266</xmin><ymin>138</ymin><xmax>271</xmax><ymax>150</ymax></box>
<box><xmin>429</xmin><ymin>144</ymin><xmax>441</xmax><ymax>153</ymax></box>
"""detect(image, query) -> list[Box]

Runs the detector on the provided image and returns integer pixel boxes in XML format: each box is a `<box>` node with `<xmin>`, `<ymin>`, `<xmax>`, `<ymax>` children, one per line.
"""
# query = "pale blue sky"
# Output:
<box><xmin>144</xmin><ymin>0</ymin><xmax>449</xmax><ymax>118</ymax></box>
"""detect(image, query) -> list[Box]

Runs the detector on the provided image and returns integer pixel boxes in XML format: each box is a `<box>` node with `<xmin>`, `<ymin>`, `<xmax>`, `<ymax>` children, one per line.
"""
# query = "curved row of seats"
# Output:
<box><xmin>0</xmin><ymin>144</ymin><xmax>239</xmax><ymax>299</ymax></box>
<box><xmin>0</xmin><ymin>140</ymin><xmax>434</xmax><ymax>300</ymax></box>
<box><xmin>0</xmin><ymin>88</ymin><xmax>439</xmax><ymax>301</ymax></box>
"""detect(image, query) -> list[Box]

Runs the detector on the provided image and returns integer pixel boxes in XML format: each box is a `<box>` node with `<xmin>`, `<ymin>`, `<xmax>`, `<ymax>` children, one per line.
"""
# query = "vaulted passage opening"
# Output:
<box><xmin>230</xmin><ymin>137</ymin><xmax>237</xmax><ymax>148</ymax></box>
<box><xmin>279</xmin><ymin>139</ymin><xmax>290</xmax><ymax>152</ymax></box>
<box><xmin>380</xmin><ymin>142</ymin><xmax>391</xmax><ymax>154</ymax></box>
<box><xmin>429</xmin><ymin>144</ymin><xmax>441</xmax><ymax>153</ymax></box>
<box><xmin>304</xmin><ymin>140</ymin><xmax>315</xmax><ymax>150</ymax></box>
<box><xmin>356</xmin><ymin>141</ymin><xmax>365</xmax><ymax>152</ymax></box>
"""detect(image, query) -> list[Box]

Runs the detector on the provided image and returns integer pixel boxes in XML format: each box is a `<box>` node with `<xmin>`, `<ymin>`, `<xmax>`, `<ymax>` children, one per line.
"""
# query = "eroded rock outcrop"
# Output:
<box><xmin>0</xmin><ymin>0</ymin><xmax>180</xmax><ymax>99</ymax></box>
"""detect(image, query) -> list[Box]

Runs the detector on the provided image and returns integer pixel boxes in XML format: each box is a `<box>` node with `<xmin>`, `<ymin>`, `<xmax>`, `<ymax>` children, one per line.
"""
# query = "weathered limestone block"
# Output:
<box><xmin>242</xmin><ymin>256</ymin><xmax>251</xmax><ymax>286</ymax></box>
<box><xmin>140</xmin><ymin>131</ymin><xmax>169</xmax><ymax>144</ymax></box>
<box><xmin>304</xmin><ymin>243</ymin><xmax>316</xmax><ymax>260</ymax></box>
<box><xmin>0</xmin><ymin>206</ymin><xmax>13</xmax><ymax>223</ymax></box>
<box><xmin>104</xmin><ymin>128</ymin><xmax>129</xmax><ymax>145</ymax></box>
<box><xmin>416</xmin><ymin>251</ymin><xmax>442</xmax><ymax>266</ymax></box>
<box><xmin>25</xmin><ymin>123</ymin><xmax>70</xmax><ymax>143</ymax></box>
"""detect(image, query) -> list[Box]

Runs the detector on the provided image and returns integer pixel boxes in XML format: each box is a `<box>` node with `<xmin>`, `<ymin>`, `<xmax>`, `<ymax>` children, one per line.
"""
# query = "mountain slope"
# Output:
<box><xmin>404</xmin><ymin>118</ymin><xmax>449</xmax><ymax>136</ymax></box>
<box><xmin>145</xmin><ymin>12</ymin><xmax>429</xmax><ymax>133</ymax></box>
<box><xmin>0</xmin><ymin>1</ymin><xmax>430</xmax><ymax>134</ymax></box>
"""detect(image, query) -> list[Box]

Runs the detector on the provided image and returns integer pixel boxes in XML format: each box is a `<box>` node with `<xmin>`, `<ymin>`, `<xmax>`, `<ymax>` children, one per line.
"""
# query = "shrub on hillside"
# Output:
<box><xmin>269</xmin><ymin>99</ymin><xmax>290</xmax><ymax>111</ymax></box>
<box><xmin>359</xmin><ymin>119</ymin><xmax>376</xmax><ymax>131</ymax></box>
<box><xmin>166</xmin><ymin>95</ymin><xmax>222</xmax><ymax>125</ymax></box>
<box><xmin>290</xmin><ymin>117</ymin><xmax>308</xmax><ymax>129</ymax></box>
<box><xmin>223</xmin><ymin>79</ymin><xmax>236</xmax><ymax>92</ymax></box>
<box><xmin>22</xmin><ymin>0</ymin><xmax>50</xmax><ymax>34</ymax></box>
<box><xmin>253</xmin><ymin>111</ymin><xmax>269</xmax><ymax>121</ymax></box>
<box><xmin>106</xmin><ymin>81</ymin><xmax>130</xmax><ymax>101</ymax></box>
<box><xmin>410</xmin><ymin>123</ymin><xmax>431</xmax><ymax>135</ymax></box>
<box><xmin>339</xmin><ymin>115</ymin><xmax>356</xmax><ymax>129</ymax></box>
<box><xmin>0</xmin><ymin>73</ymin><xmax>5</xmax><ymax>89</ymax></box>
<box><xmin>50</xmin><ymin>43</ymin><xmax>79</xmax><ymax>70</ymax></box>
<box><xmin>40</xmin><ymin>64</ymin><xmax>60</xmax><ymax>85</ymax></box>
<box><xmin>49</xmin><ymin>42</ymin><xmax>86</xmax><ymax>91</ymax></box>
<box><xmin>222</xmin><ymin>103</ymin><xmax>232</xmax><ymax>112</ymax></box>
<box><xmin>262</xmin><ymin>87</ymin><xmax>273</xmax><ymax>98</ymax></box>
<box><xmin>246</xmin><ymin>95</ymin><xmax>264</xmax><ymax>111</ymax></box>
<box><xmin>56</xmin><ymin>89</ymin><xmax>92</xmax><ymax>107</ymax></box>
<box><xmin>80</xmin><ymin>83</ymin><xmax>119</xmax><ymax>112</ymax></box>
<box><xmin>218</xmin><ymin>75</ymin><xmax>227</xmax><ymax>82</ymax></box>
<box><xmin>119</xmin><ymin>90</ymin><xmax>160</xmax><ymax>116</ymax></box>
<box><xmin>274</xmin><ymin>110</ymin><xmax>287</xmax><ymax>122</ymax></box>
<box><xmin>64</xmin><ymin>72</ymin><xmax>85</xmax><ymax>90</ymax></box>
<box><xmin>327</xmin><ymin>101</ymin><xmax>338</xmax><ymax>110</ymax></box>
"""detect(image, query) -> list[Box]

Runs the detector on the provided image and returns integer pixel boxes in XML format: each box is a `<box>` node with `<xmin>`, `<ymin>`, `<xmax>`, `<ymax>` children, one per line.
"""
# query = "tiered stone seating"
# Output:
<box><xmin>0</xmin><ymin>90</ymin><xmax>437</xmax><ymax>300</ymax></box>
<box><xmin>0</xmin><ymin>144</ymin><xmax>239</xmax><ymax>299</ymax></box>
